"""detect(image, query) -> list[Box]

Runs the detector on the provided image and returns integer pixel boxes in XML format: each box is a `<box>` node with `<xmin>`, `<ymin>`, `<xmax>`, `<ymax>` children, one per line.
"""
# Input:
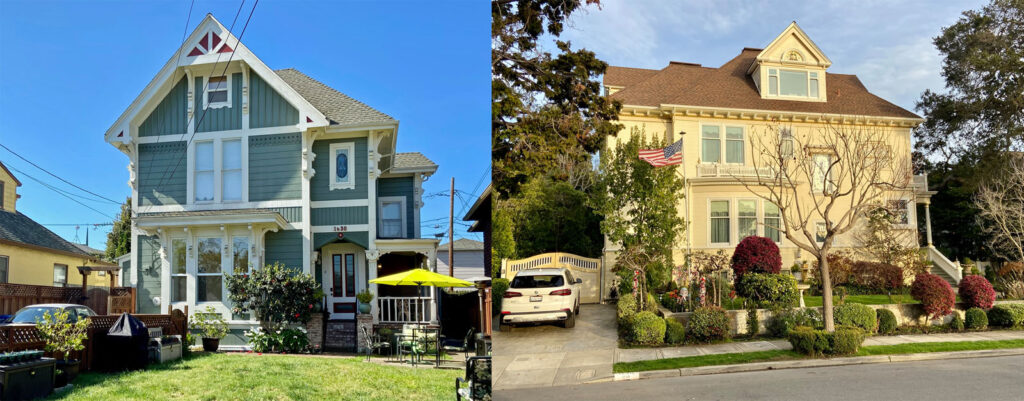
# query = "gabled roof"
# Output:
<box><xmin>73</xmin><ymin>243</ymin><xmax>104</xmax><ymax>256</ymax></box>
<box><xmin>392</xmin><ymin>152</ymin><xmax>437</xmax><ymax>171</ymax></box>
<box><xmin>0</xmin><ymin>162</ymin><xmax>22</xmax><ymax>187</ymax></box>
<box><xmin>439</xmin><ymin>238</ymin><xmax>485</xmax><ymax>251</ymax></box>
<box><xmin>605</xmin><ymin>49</ymin><xmax>920</xmax><ymax>119</ymax></box>
<box><xmin>275</xmin><ymin>68</ymin><xmax>396</xmax><ymax>127</ymax></box>
<box><xmin>0</xmin><ymin>210</ymin><xmax>93</xmax><ymax>258</ymax></box>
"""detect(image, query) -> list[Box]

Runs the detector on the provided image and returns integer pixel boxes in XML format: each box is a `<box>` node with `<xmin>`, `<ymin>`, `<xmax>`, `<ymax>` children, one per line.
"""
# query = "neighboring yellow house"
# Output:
<box><xmin>601</xmin><ymin>22</ymin><xmax>960</xmax><ymax>293</ymax></box>
<box><xmin>0</xmin><ymin>162</ymin><xmax>117</xmax><ymax>287</ymax></box>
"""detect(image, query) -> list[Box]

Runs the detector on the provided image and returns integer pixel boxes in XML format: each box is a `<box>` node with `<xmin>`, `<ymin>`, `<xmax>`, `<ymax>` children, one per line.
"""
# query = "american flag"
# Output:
<box><xmin>639</xmin><ymin>139</ymin><xmax>683</xmax><ymax>167</ymax></box>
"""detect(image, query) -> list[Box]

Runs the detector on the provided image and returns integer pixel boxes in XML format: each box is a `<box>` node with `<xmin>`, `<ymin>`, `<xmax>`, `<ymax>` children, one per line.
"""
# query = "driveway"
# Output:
<box><xmin>492</xmin><ymin>303</ymin><xmax>617</xmax><ymax>390</ymax></box>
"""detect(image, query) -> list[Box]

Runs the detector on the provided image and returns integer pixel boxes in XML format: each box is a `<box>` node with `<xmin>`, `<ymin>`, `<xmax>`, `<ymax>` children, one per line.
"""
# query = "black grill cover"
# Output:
<box><xmin>98</xmin><ymin>313</ymin><xmax>149</xmax><ymax>371</ymax></box>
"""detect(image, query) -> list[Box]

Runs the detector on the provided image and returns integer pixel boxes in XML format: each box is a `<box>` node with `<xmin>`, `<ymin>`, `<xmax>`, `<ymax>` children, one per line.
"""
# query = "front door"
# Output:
<box><xmin>325</xmin><ymin>244</ymin><xmax>364</xmax><ymax>320</ymax></box>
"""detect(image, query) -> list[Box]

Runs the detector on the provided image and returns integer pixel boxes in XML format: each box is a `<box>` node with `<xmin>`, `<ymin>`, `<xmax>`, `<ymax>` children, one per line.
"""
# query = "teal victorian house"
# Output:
<box><xmin>104</xmin><ymin>15</ymin><xmax>439</xmax><ymax>349</ymax></box>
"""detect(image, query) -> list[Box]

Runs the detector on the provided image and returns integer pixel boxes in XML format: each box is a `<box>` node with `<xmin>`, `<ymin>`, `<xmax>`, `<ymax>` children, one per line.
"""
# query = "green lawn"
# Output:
<box><xmin>49</xmin><ymin>352</ymin><xmax>461</xmax><ymax>401</ymax></box>
<box><xmin>802</xmin><ymin>294</ymin><xmax>918</xmax><ymax>307</ymax></box>
<box><xmin>613</xmin><ymin>339</ymin><xmax>1024</xmax><ymax>373</ymax></box>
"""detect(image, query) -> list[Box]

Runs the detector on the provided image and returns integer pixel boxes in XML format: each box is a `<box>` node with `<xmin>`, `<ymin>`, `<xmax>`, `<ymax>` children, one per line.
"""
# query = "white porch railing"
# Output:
<box><xmin>927</xmin><ymin>246</ymin><xmax>962</xmax><ymax>285</ymax></box>
<box><xmin>696</xmin><ymin>163</ymin><xmax>776</xmax><ymax>178</ymax></box>
<box><xmin>377</xmin><ymin>296</ymin><xmax>433</xmax><ymax>324</ymax></box>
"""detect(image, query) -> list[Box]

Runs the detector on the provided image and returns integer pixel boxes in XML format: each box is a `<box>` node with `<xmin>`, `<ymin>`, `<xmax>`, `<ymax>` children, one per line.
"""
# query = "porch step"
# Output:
<box><xmin>325</xmin><ymin>320</ymin><xmax>356</xmax><ymax>352</ymax></box>
<box><xmin>930</xmin><ymin>265</ymin><xmax>958</xmax><ymax>288</ymax></box>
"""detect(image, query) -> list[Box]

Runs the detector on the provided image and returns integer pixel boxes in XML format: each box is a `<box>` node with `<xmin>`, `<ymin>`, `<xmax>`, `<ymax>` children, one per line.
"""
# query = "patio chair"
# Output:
<box><xmin>455</xmin><ymin>356</ymin><xmax>492</xmax><ymax>401</ymax></box>
<box><xmin>361</xmin><ymin>326</ymin><xmax>391</xmax><ymax>362</ymax></box>
<box><xmin>396</xmin><ymin>325</ymin><xmax>425</xmax><ymax>364</ymax></box>
<box><xmin>441</xmin><ymin>328</ymin><xmax>475</xmax><ymax>363</ymax></box>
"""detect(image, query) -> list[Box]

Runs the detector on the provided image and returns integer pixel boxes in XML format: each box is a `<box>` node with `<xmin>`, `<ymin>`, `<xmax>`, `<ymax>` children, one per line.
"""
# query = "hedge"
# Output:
<box><xmin>987</xmin><ymin>304</ymin><xmax>1024</xmax><ymax>328</ymax></box>
<box><xmin>876</xmin><ymin>309</ymin><xmax>898</xmax><ymax>335</ymax></box>
<box><xmin>738</xmin><ymin>273</ymin><xmax>798</xmax><ymax>309</ymax></box>
<box><xmin>686</xmin><ymin>306</ymin><xmax>730</xmax><ymax>343</ymax></box>
<box><xmin>665</xmin><ymin>317</ymin><xmax>686</xmax><ymax>345</ymax></box>
<box><xmin>833</xmin><ymin>303</ymin><xmax>877</xmax><ymax>333</ymax></box>
<box><xmin>788</xmin><ymin>326</ymin><xmax>866</xmax><ymax>356</ymax></box>
<box><xmin>630</xmin><ymin>311</ymin><xmax>666</xmax><ymax>346</ymax></box>
<box><xmin>767</xmin><ymin>308</ymin><xmax>822</xmax><ymax>338</ymax></box>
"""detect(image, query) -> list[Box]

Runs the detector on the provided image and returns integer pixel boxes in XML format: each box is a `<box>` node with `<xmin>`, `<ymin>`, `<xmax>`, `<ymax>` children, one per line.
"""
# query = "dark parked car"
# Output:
<box><xmin>2</xmin><ymin>304</ymin><xmax>96</xmax><ymax>325</ymax></box>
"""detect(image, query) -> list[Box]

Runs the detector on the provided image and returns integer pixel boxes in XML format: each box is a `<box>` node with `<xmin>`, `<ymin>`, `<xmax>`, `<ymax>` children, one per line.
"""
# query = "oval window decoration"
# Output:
<box><xmin>336</xmin><ymin>151</ymin><xmax>348</xmax><ymax>182</ymax></box>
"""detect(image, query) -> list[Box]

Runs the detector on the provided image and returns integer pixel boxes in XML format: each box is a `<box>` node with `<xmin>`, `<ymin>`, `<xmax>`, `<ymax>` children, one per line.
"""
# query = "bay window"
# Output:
<box><xmin>232</xmin><ymin>237</ymin><xmax>249</xmax><ymax>274</ymax></box>
<box><xmin>764</xmin><ymin>203</ymin><xmax>782</xmax><ymax>243</ymax></box>
<box><xmin>171</xmin><ymin>239</ymin><xmax>187</xmax><ymax>303</ymax></box>
<box><xmin>738</xmin><ymin>200</ymin><xmax>757</xmax><ymax>239</ymax></box>
<box><xmin>710</xmin><ymin>200</ymin><xmax>730</xmax><ymax>244</ymax></box>
<box><xmin>701</xmin><ymin>126</ymin><xmax>720</xmax><ymax>163</ymax></box>
<box><xmin>194</xmin><ymin>141</ymin><xmax>214</xmax><ymax>202</ymax></box>
<box><xmin>726</xmin><ymin>127</ymin><xmax>744</xmax><ymax>164</ymax></box>
<box><xmin>197</xmin><ymin>238</ymin><xmax>222</xmax><ymax>303</ymax></box>
<box><xmin>701</xmin><ymin>125</ymin><xmax>745</xmax><ymax>164</ymax></box>
<box><xmin>379</xmin><ymin>197</ymin><xmax>406</xmax><ymax>238</ymax></box>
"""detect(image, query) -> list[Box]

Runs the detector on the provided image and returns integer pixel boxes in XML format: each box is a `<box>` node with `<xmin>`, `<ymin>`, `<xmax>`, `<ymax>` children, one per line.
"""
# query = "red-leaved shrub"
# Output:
<box><xmin>958</xmin><ymin>275</ymin><xmax>996</xmax><ymax>309</ymax></box>
<box><xmin>911</xmin><ymin>273</ymin><xmax>956</xmax><ymax>319</ymax></box>
<box><xmin>731</xmin><ymin>236</ymin><xmax>782</xmax><ymax>289</ymax></box>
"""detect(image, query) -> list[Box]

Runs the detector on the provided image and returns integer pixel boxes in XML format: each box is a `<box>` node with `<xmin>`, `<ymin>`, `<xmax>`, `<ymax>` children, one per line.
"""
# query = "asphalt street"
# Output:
<box><xmin>494</xmin><ymin>354</ymin><xmax>1024</xmax><ymax>401</ymax></box>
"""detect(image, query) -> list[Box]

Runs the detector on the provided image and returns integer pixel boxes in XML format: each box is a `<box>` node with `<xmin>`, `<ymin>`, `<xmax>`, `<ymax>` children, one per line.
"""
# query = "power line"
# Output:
<box><xmin>0</xmin><ymin>144</ymin><xmax>121</xmax><ymax>204</ymax></box>
<box><xmin>41</xmin><ymin>223</ymin><xmax>114</xmax><ymax>227</ymax></box>
<box><xmin>5</xmin><ymin>165</ymin><xmax>114</xmax><ymax>219</ymax></box>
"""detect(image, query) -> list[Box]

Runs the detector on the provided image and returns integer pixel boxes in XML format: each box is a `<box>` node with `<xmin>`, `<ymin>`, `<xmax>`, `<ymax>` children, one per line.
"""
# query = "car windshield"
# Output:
<box><xmin>10</xmin><ymin>307</ymin><xmax>63</xmax><ymax>324</ymax></box>
<box><xmin>511</xmin><ymin>274</ymin><xmax>564</xmax><ymax>288</ymax></box>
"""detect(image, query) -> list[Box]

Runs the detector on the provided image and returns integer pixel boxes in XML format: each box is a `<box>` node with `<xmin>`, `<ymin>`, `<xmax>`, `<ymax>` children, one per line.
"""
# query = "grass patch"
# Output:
<box><xmin>803</xmin><ymin>294</ymin><xmax>918</xmax><ymax>307</ymax></box>
<box><xmin>48</xmin><ymin>352</ymin><xmax>459</xmax><ymax>401</ymax></box>
<box><xmin>613</xmin><ymin>339</ymin><xmax>1024</xmax><ymax>373</ymax></box>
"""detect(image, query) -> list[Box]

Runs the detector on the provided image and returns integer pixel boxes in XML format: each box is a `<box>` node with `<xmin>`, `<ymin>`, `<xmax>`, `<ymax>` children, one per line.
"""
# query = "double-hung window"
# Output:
<box><xmin>701</xmin><ymin>125</ymin><xmax>745</xmax><ymax>164</ymax></box>
<box><xmin>701</xmin><ymin>126</ymin><xmax>720</xmax><ymax>163</ymax></box>
<box><xmin>780</xmin><ymin>128</ymin><xmax>794</xmax><ymax>159</ymax></box>
<box><xmin>725</xmin><ymin>127</ymin><xmax>744</xmax><ymax>164</ymax></box>
<box><xmin>195</xmin><ymin>141</ymin><xmax>215</xmax><ymax>202</ymax></box>
<box><xmin>205</xmin><ymin>76</ymin><xmax>230</xmax><ymax>108</ymax></box>
<box><xmin>710</xmin><ymin>200</ymin><xmax>730</xmax><ymax>244</ymax></box>
<box><xmin>811</xmin><ymin>154</ymin><xmax>834</xmax><ymax>193</ymax></box>
<box><xmin>738</xmin><ymin>200</ymin><xmax>757</xmax><ymax>240</ymax></box>
<box><xmin>197</xmin><ymin>238</ymin><xmax>222</xmax><ymax>303</ymax></box>
<box><xmin>329</xmin><ymin>142</ymin><xmax>356</xmax><ymax>190</ymax></box>
<box><xmin>232</xmin><ymin>237</ymin><xmax>249</xmax><ymax>274</ymax></box>
<box><xmin>222</xmin><ymin>139</ymin><xmax>242</xmax><ymax>201</ymax></box>
<box><xmin>0</xmin><ymin>255</ymin><xmax>7</xmax><ymax>284</ymax></box>
<box><xmin>764</xmin><ymin>203</ymin><xmax>782</xmax><ymax>243</ymax></box>
<box><xmin>889</xmin><ymin>200</ymin><xmax>910</xmax><ymax>225</ymax></box>
<box><xmin>379</xmin><ymin>197</ymin><xmax>406</xmax><ymax>238</ymax></box>
<box><xmin>767</xmin><ymin>68</ymin><xmax>819</xmax><ymax>99</ymax></box>
<box><xmin>53</xmin><ymin>264</ymin><xmax>67</xmax><ymax>287</ymax></box>
<box><xmin>171</xmin><ymin>239</ymin><xmax>187</xmax><ymax>303</ymax></box>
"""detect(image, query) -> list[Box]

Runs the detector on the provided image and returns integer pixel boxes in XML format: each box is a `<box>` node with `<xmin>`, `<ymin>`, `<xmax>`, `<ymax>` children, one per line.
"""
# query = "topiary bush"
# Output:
<box><xmin>686</xmin><ymin>306</ymin><xmax>731</xmax><ymax>343</ymax></box>
<box><xmin>767</xmin><ymin>308</ymin><xmax>823</xmax><ymax>337</ymax></box>
<box><xmin>910</xmin><ymin>273</ymin><xmax>956</xmax><ymax>319</ymax></box>
<box><xmin>788</xmin><ymin>326</ymin><xmax>865</xmax><ymax>356</ymax></box>
<box><xmin>630</xmin><ymin>311</ymin><xmax>666</xmax><ymax>346</ymax></box>
<box><xmin>833</xmin><ymin>303</ymin><xmax>877</xmax><ymax>333</ymax></box>
<box><xmin>949</xmin><ymin>313</ymin><xmax>965</xmax><ymax>332</ymax></box>
<box><xmin>958</xmin><ymin>275</ymin><xmax>996</xmax><ymax>309</ymax></box>
<box><xmin>665</xmin><ymin>317</ymin><xmax>686</xmax><ymax>345</ymax></box>
<box><xmin>617</xmin><ymin>293</ymin><xmax>638</xmax><ymax>337</ymax></box>
<box><xmin>876</xmin><ymin>308</ymin><xmax>898</xmax><ymax>334</ymax></box>
<box><xmin>731</xmin><ymin>236</ymin><xmax>782</xmax><ymax>290</ymax></box>
<box><xmin>987</xmin><ymin>304</ymin><xmax>1024</xmax><ymax>328</ymax></box>
<box><xmin>738</xmin><ymin>273</ymin><xmax>798</xmax><ymax>309</ymax></box>
<box><xmin>965</xmin><ymin>307</ymin><xmax>988</xmax><ymax>330</ymax></box>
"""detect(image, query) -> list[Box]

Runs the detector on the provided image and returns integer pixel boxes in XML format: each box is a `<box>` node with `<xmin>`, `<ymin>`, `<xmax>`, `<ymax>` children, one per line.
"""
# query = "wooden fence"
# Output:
<box><xmin>0</xmin><ymin>283</ymin><xmax>135</xmax><ymax>316</ymax></box>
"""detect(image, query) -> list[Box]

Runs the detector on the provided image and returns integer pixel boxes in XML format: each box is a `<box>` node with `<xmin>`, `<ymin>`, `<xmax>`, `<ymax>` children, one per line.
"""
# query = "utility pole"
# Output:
<box><xmin>448</xmin><ymin>177</ymin><xmax>455</xmax><ymax>287</ymax></box>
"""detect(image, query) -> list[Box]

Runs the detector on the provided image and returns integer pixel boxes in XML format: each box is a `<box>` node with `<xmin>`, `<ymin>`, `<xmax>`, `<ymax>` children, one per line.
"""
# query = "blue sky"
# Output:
<box><xmin>550</xmin><ymin>0</ymin><xmax>985</xmax><ymax>116</ymax></box>
<box><xmin>0</xmin><ymin>0</ymin><xmax>490</xmax><ymax>251</ymax></box>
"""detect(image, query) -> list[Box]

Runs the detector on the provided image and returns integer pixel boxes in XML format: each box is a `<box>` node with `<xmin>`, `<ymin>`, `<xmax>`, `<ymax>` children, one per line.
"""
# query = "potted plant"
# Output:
<box><xmin>193</xmin><ymin>306</ymin><xmax>228</xmax><ymax>352</ymax></box>
<box><xmin>356</xmin><ymin>289</ymin><xmax>374</xmax><ymax>314</ymax></box>
<box><xmin>36</xmin><ymin>309</ymin><xmax>88</xmax><ymax>387</ymax></box>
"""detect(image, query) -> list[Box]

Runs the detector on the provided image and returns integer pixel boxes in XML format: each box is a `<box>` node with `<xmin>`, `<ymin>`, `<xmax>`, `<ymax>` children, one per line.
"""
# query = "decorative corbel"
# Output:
<box><xmin>241</xmin><ymin>64</ymin><xmax>250</xmax><ymax>115</ymax></box>
<box><xmin>365</xmin><ymin>249</ymin><xmax>381</xmax><ymax>261</ymax></box>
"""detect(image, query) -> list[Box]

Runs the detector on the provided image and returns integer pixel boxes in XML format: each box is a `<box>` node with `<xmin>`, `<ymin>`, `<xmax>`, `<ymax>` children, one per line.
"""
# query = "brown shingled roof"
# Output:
<box><xmin>605</xmin><ymin>49</ymin><xmax>920</xmax><ymax>119</ymax></box>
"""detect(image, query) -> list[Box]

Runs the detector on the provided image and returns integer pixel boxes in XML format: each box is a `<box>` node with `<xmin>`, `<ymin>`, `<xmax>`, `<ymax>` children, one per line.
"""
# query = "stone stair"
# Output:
<box><xmin>926</xmin><ymin>246</ymin><xmax>961</xmax><ymax>287</ymax></box>
<box><xmin>930</xmin><ymin>265</ymin><xmax>958</xmax><ymax>288</ymax></box>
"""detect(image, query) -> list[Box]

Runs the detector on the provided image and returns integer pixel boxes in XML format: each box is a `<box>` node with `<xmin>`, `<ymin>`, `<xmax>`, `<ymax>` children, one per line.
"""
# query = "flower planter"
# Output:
<box><xmin>358</xmin><ymin>302</ymin><xmax>371</xmax><ymax>314</ymax></box>
<box><xmin>57</xmin><ymin>359</ymin><xmax>80</xmax><ymax>383</ymax></box>
<box><xmin>202</xmin><ymin>337</ymin><xmax>221</xmax><ymax>352</ymax></box>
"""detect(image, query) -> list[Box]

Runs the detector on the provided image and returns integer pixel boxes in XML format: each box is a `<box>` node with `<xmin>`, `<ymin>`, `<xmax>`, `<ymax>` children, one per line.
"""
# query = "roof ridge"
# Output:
<box><xmin>273</xmin><ymin>68</ymin><xmax>396</xmax><ymax>123</ymax></box>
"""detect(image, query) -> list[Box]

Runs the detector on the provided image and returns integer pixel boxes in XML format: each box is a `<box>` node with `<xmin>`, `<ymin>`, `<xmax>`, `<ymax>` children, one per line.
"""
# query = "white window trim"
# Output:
<box><xmin>762</xmin><ymin>201</ymin><xmax>783</xmax><ymax>245</ymax></box>
<box><xmin>202</xmin><ymin>75</ymin><xmax>233</xmax><ymax>110</ymax></box>
<box><xmin>378</xmin><ymin>196</ymin><xmax>407</xmax><ymax>239</ymax></box>
<box><xmin>889</xmin><ymin>199</ymin><xmax>913</xmax><ymax>228</ymax></box>
<box><xmin>190</xmin><ymin>138</ymin><xmax>247</xmax><ymax>205</ymax></box>
<box><xmin>815</xmin><ymin>221</ymin><xmax>827</xmax><ymax>245</ymax></box>
<box><xmin>329</xmin><ymin>142</ymin><xmax>357</xmax><ymax>191</ymax></box>
<box><xmin>195</xmin><ymin>237</ymin><xmax>224</xmax><ymax>304</ymax></box>
<box><xmin>765</xmin><ymin>67</ymin><xmax>822</xmax><ymax>101</ymax></box>
<box><xmin>708</xmin><ymin>199</ymin><xmax>731</xmax><ymax>246</ymax></box>
<box><xmin>221</xmin><ymin>138</ymin><xmax>243</xmax><ymax>203</ymax></box>
<box><xmin>231</xmin><ymin>236</ymin><xmax>251</xmax><ymax>274</ymax></box>
<box><xmin>170</xmin><ymin>238</ymin><xmax>188</xmax><ymax>303</ymax></box>
<box><xmin>811</xmin><ymin>153</ymin><xmax>835</xmax><ymax>194</ymax></box>
<box><xmin>737</xmin><ymin>198</ymin><xmax>758</xmax><ymax>241</ymax></box>
<box><xmin>780</xmin><ymin>127</ymin><xmax>795</xmax><ymax>159</ymax></box>
<box><xmin>700</xmin><ymin>124</ymin><xmax>746</xmax><ymax>165</ymax></box>
<box><xmin>53</xmin><ymin>264</ymin><xmax>68</xmax><ymax>287</ymax></box>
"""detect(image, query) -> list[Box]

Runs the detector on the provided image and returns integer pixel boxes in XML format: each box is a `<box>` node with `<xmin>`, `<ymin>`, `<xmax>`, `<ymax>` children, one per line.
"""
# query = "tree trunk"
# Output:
<box><xmin>819</xmin><ymin>255</ymin><xmax>835</xmax><ymax>332</ymax></box>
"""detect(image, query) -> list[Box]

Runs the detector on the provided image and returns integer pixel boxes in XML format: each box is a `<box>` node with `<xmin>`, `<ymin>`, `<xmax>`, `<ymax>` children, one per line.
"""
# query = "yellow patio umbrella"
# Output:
<box><xmin>370</xmin><ymin>268</ymin><xmax>475</xmax><ymax>287</ymax></box>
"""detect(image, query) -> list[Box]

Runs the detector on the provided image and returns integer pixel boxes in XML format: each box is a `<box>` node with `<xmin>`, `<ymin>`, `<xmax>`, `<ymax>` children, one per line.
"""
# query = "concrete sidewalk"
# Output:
<box><xmin>615</xmin><ymin>330</ymin><xmax>1024</xmax><ymax>364</ymax></box>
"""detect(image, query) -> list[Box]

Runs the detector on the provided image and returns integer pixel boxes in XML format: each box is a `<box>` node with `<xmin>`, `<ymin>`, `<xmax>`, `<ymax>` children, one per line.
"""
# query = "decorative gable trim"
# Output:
<box><xmin>754</xmin><ymin>22</ymin><xmax>832</xmax><ymax>69</ymax></box>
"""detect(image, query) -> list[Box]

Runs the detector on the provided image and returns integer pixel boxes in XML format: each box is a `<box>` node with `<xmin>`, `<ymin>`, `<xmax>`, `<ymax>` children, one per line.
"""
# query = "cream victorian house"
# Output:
<box><xmin>601</xmin><ymin>22</ymin><xmax>960</xmax><ymax>294</ymax></box>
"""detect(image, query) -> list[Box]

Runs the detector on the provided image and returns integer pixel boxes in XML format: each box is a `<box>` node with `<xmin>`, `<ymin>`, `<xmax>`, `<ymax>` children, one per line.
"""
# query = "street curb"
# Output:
<box><xmin>613</xmin><ymin>348</ymin><xmax>1024</xmax><ymax>382</ymax></box>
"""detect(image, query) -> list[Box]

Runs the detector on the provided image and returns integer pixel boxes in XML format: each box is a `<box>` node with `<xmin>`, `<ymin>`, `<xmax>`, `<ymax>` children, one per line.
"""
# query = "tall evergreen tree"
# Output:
<box><xmin>105</xmin><ymin>198</ymin><xmax>131</xmax><ymax>260</ymax></box>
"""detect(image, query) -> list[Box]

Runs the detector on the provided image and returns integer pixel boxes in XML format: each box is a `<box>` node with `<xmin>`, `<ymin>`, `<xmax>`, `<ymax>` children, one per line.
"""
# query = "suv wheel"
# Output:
<box><xmin>563</xmin><ymin>310</ymin><xmax>576</xmax><ymax>328</ymax></box>
<box><xmin>500</xmin><ymin>322</ymin><xmax>514</xmax><ymax>333</ymax></box>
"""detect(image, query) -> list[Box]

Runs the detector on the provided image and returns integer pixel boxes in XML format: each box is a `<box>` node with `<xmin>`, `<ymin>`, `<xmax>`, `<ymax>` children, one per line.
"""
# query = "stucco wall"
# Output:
<box><xmin>0</xmin><ymin>243</ymin><xmax>111</xmax><ymax>287</ymax></box>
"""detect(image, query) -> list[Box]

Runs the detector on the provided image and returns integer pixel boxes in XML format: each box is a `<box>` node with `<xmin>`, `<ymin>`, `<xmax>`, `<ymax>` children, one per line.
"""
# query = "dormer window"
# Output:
<box><xmin>768</xmin><ymin>69</ymin><xmax>819</xmax><ymax>98</ymax></box>
<box><xmin>204</xmin><ymin>76</ymin><xmax>231</xmax><ymax>109</ymax></box>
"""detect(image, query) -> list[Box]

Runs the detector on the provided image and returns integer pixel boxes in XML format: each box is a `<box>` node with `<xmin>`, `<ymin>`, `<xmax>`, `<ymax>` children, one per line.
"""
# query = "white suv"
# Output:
<box><xmin>500</xmin><ymin>268</ymin><xmax>582</xmax><ymax>330</ymax></box>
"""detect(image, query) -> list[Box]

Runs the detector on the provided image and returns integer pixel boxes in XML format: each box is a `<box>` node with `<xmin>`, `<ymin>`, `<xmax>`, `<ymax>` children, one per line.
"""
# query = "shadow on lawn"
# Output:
<box><xmin>47</xmin><ymin>352</ymin><xmax>214</xmax><ymax>400</ymax></box>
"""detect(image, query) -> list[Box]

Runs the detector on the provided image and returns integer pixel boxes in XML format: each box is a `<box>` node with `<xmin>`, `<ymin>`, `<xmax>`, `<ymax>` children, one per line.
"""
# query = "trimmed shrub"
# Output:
<box><xmin>810</xmin><ymin>254</ymin><xmax>906</xmax><ymax>293</ymax></box>
<box><xmin>833</xmin><ymin>303</ymin><xmax>877</xmax><ymax>333</ymax></box>
<box><xmin>738</xmin><ymin>273</ymin><xmax>798</xmax><ymax>308</ymax></box>
<box><xmin>949</xmin><ymin>313</ymin><xmax>965</xmax><ymax>332</ymax></box>
<box><xmin>645</xmin><ymin>292</ymin><xmax>660</xmax><ymax>314</ymax></box>
<box><xmin>965</xmin><ymin>307</ymin><xmax>988</xmax><ymax>330</ymax></box>
<box><xmin>746</xmin><ymin>308</ymin><xmax>759</xmax><ymax>336</ymax></box>
<box><xmin>876</xmin><ymin>309</ymin><xmax>898</xmax><ymax>335</ymax></box>
<box><xmin>665</xmin><ymin>318</ymin><xmax>686</xmax><ymax>345</ymax></box>
<box><xmin>686</xmin><ymin>306</ymin><xmax>731</xmax><ymax>343</ymax></box>
<box><xmin>732</xmin><ymin>236</ymin><xmax>782</xmax><ymax>289</ymax></box>
<box><xmin>958</xmin><ymin>275</ymin><xmax>996</xmax><ymax>309</ymax></box>
<box><xmin>493</xmin><ymin>278</ymin><xmax>510</xmax><ymax>313</ymax></box>
<box><xmin>767</xmin><ymin>308</ymin><xmax>823</xmax><ymax>338</ymax></box>
<box><xmin>618</xmin><ymin>293</ymin><xmax>638</xmax><ymax>322</ymax></box>
<box><xmin>788</xmin><ymin>326</ymin><xmax>866</xmax><ymax>356</ymax></box>
<box><xmin>987</xmin><ymin>304</ymin><xmax>1024</xmax><ymax>328</ymax></box>
<box><xmin>830</xmin><ymin>326</ymin><xmax>867</xmax><ymax>355</ymax></box>
<box><xmin>630</xmin><ymin>311</ymin><xmax>666</xmax><ymax>346</ymax></box>
<box><xmin>910</xmin><ymin>273</ymin><xmax>956</xmax><ymax>319</ymax></box>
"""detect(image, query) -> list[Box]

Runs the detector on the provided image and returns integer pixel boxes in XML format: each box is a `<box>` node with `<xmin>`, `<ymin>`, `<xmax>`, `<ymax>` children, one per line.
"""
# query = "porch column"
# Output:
<box><xmin>924</xmin><ymin>202</ymin><xmax>933</xmax><ymax>247</ymax></box>
<box><xmin>366</xmin><ymin>250</ymin><xmax>380</xmax><ymax>323</ymax></box>
<box><xmin>427</xmin><ymin>249</ymin><xmax>438</xmax><ymax>324</ymax></box>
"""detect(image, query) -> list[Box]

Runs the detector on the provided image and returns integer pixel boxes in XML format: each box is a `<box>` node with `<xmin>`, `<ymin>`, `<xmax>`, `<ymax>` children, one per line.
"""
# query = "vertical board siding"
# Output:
<box><xmin>377</xmin><ymin>176</ymin><xmax>415</xmax><ymax>238</ymax></box>
<box><xmin>248</xmin><ymin>133</ymin><xmax>302</xmax><ymax>201</ymax></box>
<box><xmin>195</xmin><ymin>73</ymin><xmax>243</xmax><ymax>133</ymax></box>
<box><xmin>313</xmin><ymin>231</ymin><xmax>369</xmax><ymax>250</ymax></box>
<box><xmin>310</xmin><ymin>206</ymin><xmax>368</xmax><ymax>226</ymax></box>
<box><xmin>310</xmin><ymin>137</ymin><xmax>368</xmax><ymax>201</ymax></box>
<box><xmin>264</xmin><ymin>230</ymin><xmax>303</xmax><ymax>271</ymax></box>
<box><xmin>250</xmin><ymin>72</ymin><xmax>298</xmax><ymax>128</ymax></box>
<box><xmin>136</xmin><ymin>235</ymin><xmax>161</xmax><ymax>314</ymax></box>
<box><xmin>138</xmin><ymin>141</ymin><xmax>187</xmax><ymax>206</ymax></box>
<box><xmin>139</xmin><ymin>76</ymin><xmax>188</xmax><ymax>137</ymax></box>
<box><xmin>265</xmin><ymin>206</ymin><xmax>302</xmax><ymax>223</ymax></box>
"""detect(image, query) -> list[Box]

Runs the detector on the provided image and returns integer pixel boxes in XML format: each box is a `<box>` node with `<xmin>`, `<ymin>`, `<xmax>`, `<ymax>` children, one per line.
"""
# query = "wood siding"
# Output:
<box><xmin>377</xmin><ymin>176</ymin><xmax>415</xmax><ymax>238</ymax></box>
<box><xmin>310</xmin><ymin>206</ymin><xmax>368</xmax><ymax>226</ymax></box>
<box><xmin>265</xmin><ymin>206</ymin><xmax>302</xmax><ymax>223</ymax></box>
<box><xmin>194</xmin><ymin>73</ymin><xmax>243</xmax><ymax>133</ymax></box>
<box><xmin>139</xmin><ymin>76</ymin><xmax>188</xmax><ymax>137</ymax></box>
<box><xmin>264</xmin><ymin>230</ymin><xmax>303</xmax><ymax>271</ymax></box>
<box><xmin>313</xmin><ymin>231</ymin><xmax>368</xmax><ymax>250</ymax></box>
<box><xmin>136</xmin><ymin>235</ymin><xmax>161</xmax><ymax>314</ymax></box>
<box><xmin>250</xmin><ymin>72</ymin><xmax>298</xmax><ymax>128</ymax></box>
<box><xmin>310</xmin><ymin>138</ymin><xmax>368</xmax><ymax>201</ymax></box>
<box><xmin>137</xmin><ymin>142</ymin><xmax>187</xmax><ymax>206</ymax></box>
<box><xmin>248</xmin><ymin>132</ymin><xmax>302</xmax><ymax>201</ymax></box>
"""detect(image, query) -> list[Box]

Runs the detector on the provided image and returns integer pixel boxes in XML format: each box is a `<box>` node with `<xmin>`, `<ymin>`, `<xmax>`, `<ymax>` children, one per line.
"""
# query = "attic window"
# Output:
<box><xmin>767</xmin><ymin>68</ymin><xmax>819</xmax><ymax>99</ymax></box>
<box><xmin>204</xmin><ymin>76</ymin><xmax>231</xmax><ymax>108</ymax></box>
